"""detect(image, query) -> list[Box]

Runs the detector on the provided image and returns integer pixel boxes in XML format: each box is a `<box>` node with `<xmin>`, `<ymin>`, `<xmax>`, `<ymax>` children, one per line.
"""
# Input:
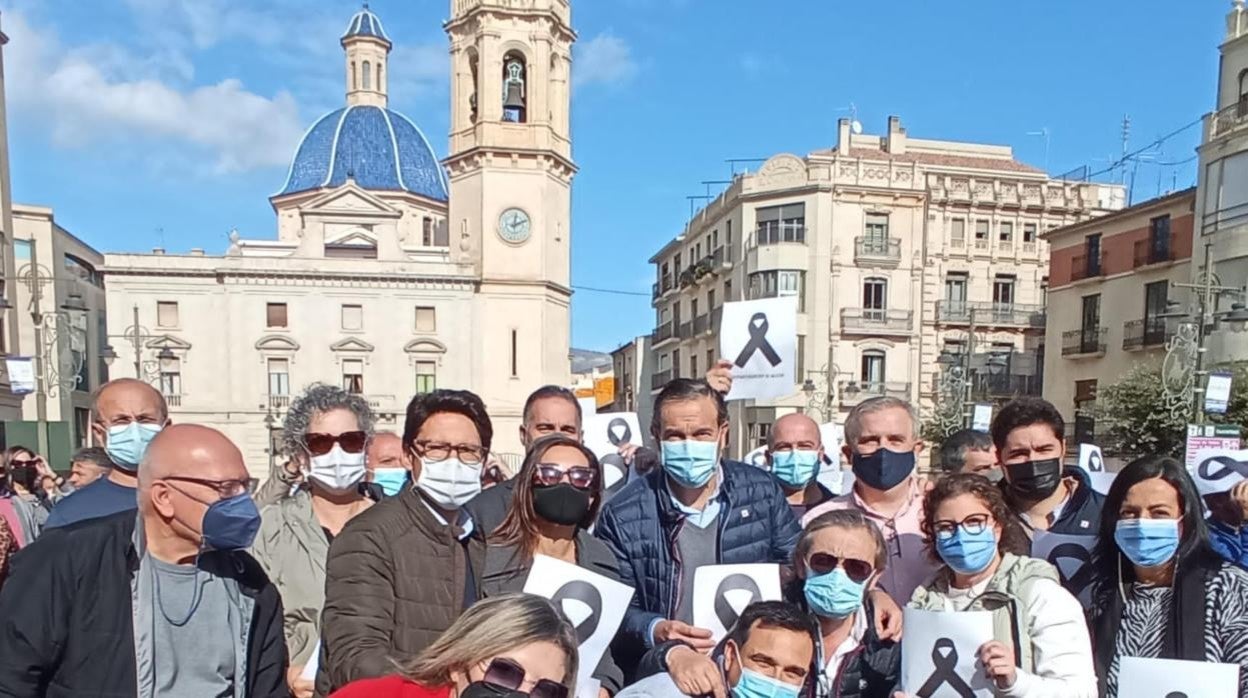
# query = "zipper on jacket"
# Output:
<box><xmin>828</xmin><ymin>645</ymin><xmax>863</xmax><ymax>698</ymax></box>
<box><xmin>667</xmin><ymin>519</ymin><xmax>685</xmax><ymax>619</ymax></box>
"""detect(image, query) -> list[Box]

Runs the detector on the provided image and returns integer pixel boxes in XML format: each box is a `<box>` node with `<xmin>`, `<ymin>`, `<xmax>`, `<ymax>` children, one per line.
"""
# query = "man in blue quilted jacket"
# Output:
<box><xmin>595</xmin><ymin>378</ymin><xmax>801</xmax><ymax>678</ymax></box>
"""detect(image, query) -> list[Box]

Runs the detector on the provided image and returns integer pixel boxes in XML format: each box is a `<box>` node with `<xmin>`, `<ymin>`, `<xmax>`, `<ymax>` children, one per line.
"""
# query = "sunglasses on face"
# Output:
<box><xmin>807</xmin><ymin>552</ymin><xmax>874</xmax><ymax>584</ymax></box>
<box><xmin>533</xmin><ymin>464</ymin><xmax>597</xmax><ymax>490</ymax></box>
<box><xmin>482</xmin><ymin>657</ymin><xmax>567</xmax><ymax>698</ymax></box>
<box><xmin>8</xmin><ymin>459</ymin><xmax>37</xmax><ymax>469</ymax></box>
<box><xmin>304</xmin><ymin>431</ymin><xmax>367</xmax><ymax>456</ymax></box>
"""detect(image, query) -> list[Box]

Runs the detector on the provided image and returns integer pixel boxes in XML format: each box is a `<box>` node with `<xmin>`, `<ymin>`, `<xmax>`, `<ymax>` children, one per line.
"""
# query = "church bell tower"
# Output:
<box><xmin>444</xmin><ymin>0</ymin><xmax>576</xmax><ymax>452</ymax></box>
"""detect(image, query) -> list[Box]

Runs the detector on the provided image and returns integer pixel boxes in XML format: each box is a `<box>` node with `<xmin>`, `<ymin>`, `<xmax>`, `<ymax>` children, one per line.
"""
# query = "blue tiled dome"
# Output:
<box><xmin>277</xmin><ymin>105</ymin><xmax>448</xmax><ymax>201</ymax></box>
<box><xmin>343</xmin><ymin>7</ymin><xmax>390</xmax><ymax>45</ymax></box>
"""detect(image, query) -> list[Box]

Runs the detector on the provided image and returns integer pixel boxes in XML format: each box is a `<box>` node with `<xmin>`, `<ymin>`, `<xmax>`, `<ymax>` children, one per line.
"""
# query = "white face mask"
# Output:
<box><xmin>417</xmin><ymin>457</ymin><xmax>481</xmax><ymax>510</ymax></box>
<box><xmin>307</xmin><ymin>444</ymin><xmax>367</xmax><ymax>493</ymax></box>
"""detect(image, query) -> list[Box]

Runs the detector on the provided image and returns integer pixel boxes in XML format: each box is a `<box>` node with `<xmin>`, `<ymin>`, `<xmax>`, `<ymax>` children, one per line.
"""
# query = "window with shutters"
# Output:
<box><xmin>342</xmin><ymin>359</ymin><xmax>364</xmax><ymax>394</ymax></box>
<box><xmin>159</xmin><ymin>357</ymin><xmax>182</xmax><ymax>396</ymax></box>
<box><xmin>266</xmin><ymin>303</ymin><xmax>288</xmax><ymax>328</ymax></box>
<box><xmin>416</xmin><ymin>361</ymin><xmax>437</xmax><ymax>394</ymax></box>
<box><xmin>157</xmin><ymin>301</ymin><xmax>179</xmax><ymax>328</ymax></box>
<box><xmin>268</xmin><ymin>359</ymin><xmax>290</xmax><ymax>397</ymax></box>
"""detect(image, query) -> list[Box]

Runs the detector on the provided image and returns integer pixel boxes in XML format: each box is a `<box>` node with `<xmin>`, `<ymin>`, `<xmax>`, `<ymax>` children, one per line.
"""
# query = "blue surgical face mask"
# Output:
<box><xmin>935</xmin><ymin>526</ymin><xmax>999</xmax><ymax>575</ymax></box>
<box><xmin>201</xmin><ymin>493</ymin><xmax>262</xmax><ymax>551</ymax></box>
<box><xmin>372</xmin><ymin>467</ymin><xmax>410</xmax><ymax>497</ymax></box>
<box><xmin>851</xmin><ymin>448</ymin><xmax>915</xmax><ymax>491</ymax></box>
<box><xmin>731</xmin><ymin>666</ymin><xmax>802</xmax><ymax>698</ymax></box>
<box><xmin>1115</xmin><ymin>518</ymin><xmax>1180</xmax><ymax>568</ymax></box>
<box><xmin>771</xmin><ymin>450</ymin><xmax>820</xmax><ymax>489</ymax></box>
<box><xmin>107</xmin><ymin>422</ymin><xmax>163</xmax><ymax>470</ymax></box>
<box><xmin>661</xmin><ymin>440</ymin><xmax>719</xmax><ymax>488</ymax></box>
<box><xmin>804</xmin><ymin>568</ymin><xmax>867</xmax><ymax>618</ymax></box>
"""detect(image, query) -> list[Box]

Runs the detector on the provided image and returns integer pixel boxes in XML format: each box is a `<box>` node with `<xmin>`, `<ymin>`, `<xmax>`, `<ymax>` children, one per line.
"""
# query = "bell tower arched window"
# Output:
<box><xmin>363</xmin><ymin>61</ymin><xmax>372</xmax><ymax>90</ymax></box>
<box><xmin>502</xmin><ymin>52</ymin><xmax>527</xmax><ymax>123</ymax></box>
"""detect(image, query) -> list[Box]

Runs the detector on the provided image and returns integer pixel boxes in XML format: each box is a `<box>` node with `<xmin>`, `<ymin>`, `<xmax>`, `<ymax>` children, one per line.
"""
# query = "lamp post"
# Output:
<box><xmin>1159</xmin><ymin>241</ymin><xmax>1248</xmax><ymax>424</ymax></box>
<box><xmin>0</xmin><ymin>243</ymin><xmax>90</xmax><ymax>456</ymax></box>
<box><xmin>99</xmin><ymin>304</ymin><xmax>168</xmax><ymax>383</ymax></box>
<box><xmin>801</xmin><ymin>362</ymin><xmax>847</xmax><ymax>423</ymax></box>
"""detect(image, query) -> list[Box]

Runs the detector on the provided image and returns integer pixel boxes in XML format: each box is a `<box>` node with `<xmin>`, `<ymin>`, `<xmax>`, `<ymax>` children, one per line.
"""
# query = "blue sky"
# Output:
<box><xmin>2</xmin><ymin>0</ymin><xmax>1230</xmax><ymax>352</ymax></box>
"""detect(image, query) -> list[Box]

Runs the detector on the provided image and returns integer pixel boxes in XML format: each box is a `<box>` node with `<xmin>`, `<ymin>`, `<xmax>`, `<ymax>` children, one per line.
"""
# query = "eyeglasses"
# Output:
<box><xmin>304</xmin><ymin>431</ymin><xmax>367</xmax><ymax>456</ymax></box>
<box><xmin>482</xmin><ymin>657</ymin><xmax>568</xmax><ymax>698</ymax></box>
<box><xmin>8</xmin><ymin>459</ymin><xmax>37</xmax><ymax>468</ymax></box>
<box><xmin>806</xmin><ymin>552</ymin><xmax>874</xmax><ymax>584</ymax></box>
<box><xmin>415</xmin><ymin>440</ymin><xmax>485</xmax><ymax>465</ymax></box>
<box><xmin>533</xmin><ymin>464</ymin><xmax>597</xmax><ymax>491</ymax></box>
<box><xmin>162</xmin><ymin>476</ymin><xmax>252</xmax><ymax>500</ymax></box>
<box><xmin>932</xmin><ymin>513</ymin><xmax>993</xmax><ymax>540</ymax></box>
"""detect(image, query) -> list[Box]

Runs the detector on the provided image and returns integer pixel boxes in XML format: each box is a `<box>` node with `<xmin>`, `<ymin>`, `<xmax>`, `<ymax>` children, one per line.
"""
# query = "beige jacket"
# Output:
<box><xmin>251</xmin><ymin>489</ymin><xmax>329</xmax><ymax>668</ymax></box>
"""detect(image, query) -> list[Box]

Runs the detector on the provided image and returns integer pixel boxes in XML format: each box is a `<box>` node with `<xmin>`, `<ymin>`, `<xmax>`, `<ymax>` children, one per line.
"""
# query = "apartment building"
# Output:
<box><xmin>647</xmin><ymin>116</ymin><xmax>1125</xmax><ymax>455</ymax></box>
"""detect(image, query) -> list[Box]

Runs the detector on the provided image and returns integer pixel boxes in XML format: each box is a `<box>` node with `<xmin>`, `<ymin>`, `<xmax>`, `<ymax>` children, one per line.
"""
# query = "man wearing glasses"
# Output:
<box><xmin>0</xmin><ymin>424</ymin><xmax>286</xmax><ymax>697</ymax></box>
<box><xmin>318</xmin><ymin>389</ymin><xmax>494</xmax><ymax>695</ymax></box>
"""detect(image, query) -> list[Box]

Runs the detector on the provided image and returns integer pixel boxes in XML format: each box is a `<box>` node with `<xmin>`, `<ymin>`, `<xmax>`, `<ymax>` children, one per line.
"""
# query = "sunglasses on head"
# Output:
<box><xmin>533</xmin><ymin>464</ymin><xmax>596</xmax><ymax>491</ymax></box>
<box><xmin>807</xmin><ymin>552</ymin><xmax>874</xmax><ymax>584</ymax></box>
<box><xmin>482</xmin><ymin>657</ymin><xmax>567</xmax><ymax>698</ymax></box>
<box><xmin>304</xmin><ymin>431</ymin><xmax>367</xmax><ymax>456</ymax></box>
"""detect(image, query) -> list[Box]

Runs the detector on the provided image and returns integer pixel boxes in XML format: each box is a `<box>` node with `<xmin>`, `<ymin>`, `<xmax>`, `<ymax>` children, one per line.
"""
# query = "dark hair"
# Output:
<box><xmin>796</xmin><ymin>509</ymin><xmax>888</xmax><ymax>575</ymax></box>
<box><xmin>2</xmin><ymin>446</ymin><xmax>38</xmax><ymax>492</ymax></box>
<box><xmin>493</xmin><ymin>434</ymin><xmax>604</xmax><ymax>557</ymax></box>
<box><xmin>522</xmin><ymin>386</ymin><xmax>582</xmax><ymax>427</ymax></box>
<box><xmin>402</xmin><ymin>389</ymin><xmax>494</xmax><ymax>456</ymax></box>
<box><xmin>989</xmin><ymin>397</ymin><xmax>1064</xmax><ymax>453</ymax></box>
<box><xmin>724</xmin><ymin>600</ymin><xmax>819</xmax><ymax>655</ymax></box>
<box><xmin>1091</xmin><ymin>455</ymin><xmax>1215</xmax><ymax>588</ymax></box>
<box><xmin>71</xmin><ymin>447</ymin><xmax>113</xmax><ymax>470</ymax></box>
<box><xmin>938</xmin><ymin>429</ymin><xmax>994</xmax><ymax>472</ymax></box>
<box><xmin>650</xmin><ymin>378</ymin><xmax>728</xmax><ymax>437</ymax></box>
<box><xmin>921</xmin><ymin>473</ymin><xmax>1031</xmax><ymax>563</ymax></box>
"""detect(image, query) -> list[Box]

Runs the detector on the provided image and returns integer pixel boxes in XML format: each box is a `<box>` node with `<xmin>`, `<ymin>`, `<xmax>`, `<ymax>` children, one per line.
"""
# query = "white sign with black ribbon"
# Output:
<box><xmin>692</xmin><ymin>564</ymin><xmax>783</xmax><ymax>641</ymax></box>
<box><xmin>523</xmin><ymin>555</ymin><xmax>634</xmax><ymax>697</ymax></box>
<box><xmin>1031</xmin><ymin>531</ymin><xmax>1097</xmax><ymax>607</ymax></box>
<box><xmin>719</xmin><ymin>297</ymin><xmax>797</xmax><ymax>401</ymax></box>
<box><xmin>901</xmin><ymin>608</ymin><xmax>994</xmax><ymax>697</ymax></box>
<box><xmin>584</xmin><ymin>412</ymin><xmax>644</xmax><ymax>490</ymax></box>
<box><xmin>1077</xmin><ymin>443</ymin><xmax>1116</xmax><ymax>495</ymax></box>
<box><xmin>1188</xmin><ymin>448</ymin><xmax>1248</xmax><ymax>497</ymax></box>
<box><xmin>1116</xmin><ymin>656</ymin><xmax>1239</xmax><ymax>697</ymax></box>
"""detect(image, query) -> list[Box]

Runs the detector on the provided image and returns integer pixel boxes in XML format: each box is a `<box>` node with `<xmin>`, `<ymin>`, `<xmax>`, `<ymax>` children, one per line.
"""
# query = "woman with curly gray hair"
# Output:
<box><xmin>251</xmin><ymin>382</ymin><xmax>376</xmax><ymax>698</ymax></box>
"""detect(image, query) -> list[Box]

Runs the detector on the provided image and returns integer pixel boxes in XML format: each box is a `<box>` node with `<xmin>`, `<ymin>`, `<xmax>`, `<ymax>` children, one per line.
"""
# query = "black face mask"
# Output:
<box><xmin>462</xmin><ymin>682</ymin><xmax>529</xmax><ymax>698</ymax></box>
<box><xmin>851</xmin><ymin>448</ymin><xmax>916</xmax><ymax>491</ymax></box>
<box><xmin>532</xmin><ymin>483</ymin><xmax>593</xmax><ymax>526</ymax></box>
<box><xmin>1005</xmin><ymin>458</ymin><xmax>1063</xmax><ymax>501</ymax></box>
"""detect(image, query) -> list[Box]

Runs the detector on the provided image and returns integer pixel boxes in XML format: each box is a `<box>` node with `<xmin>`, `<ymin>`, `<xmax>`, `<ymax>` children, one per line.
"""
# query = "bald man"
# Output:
<box><xmin>45</xmin><ymin>378</ymin><xmax>171</xmax><ymax>529</ymax></box>
<box><xmin>765</xmin><ymin>413</ymin><xmax>836</xmax><ymax>518</ymax></box>
<box><xmin>367</xmin><ymin>432</ymin><xmax>410</xmax><ymax>497</ymax></box>
<box><xmin>0</xmin><ymin>425</ymin><xmax>289</xmax><ymax>697</ymax></box>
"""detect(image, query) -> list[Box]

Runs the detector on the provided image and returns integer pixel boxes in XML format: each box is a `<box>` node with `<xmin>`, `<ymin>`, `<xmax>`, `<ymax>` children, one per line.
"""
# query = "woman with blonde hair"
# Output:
<box><xmin>331</xmin><ymin>592</ymin><xmax>580</xmax><ymax>698</ymax></box>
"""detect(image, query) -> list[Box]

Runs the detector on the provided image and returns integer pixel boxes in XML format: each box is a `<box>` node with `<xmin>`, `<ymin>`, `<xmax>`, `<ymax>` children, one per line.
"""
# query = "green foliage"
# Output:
<box><xmin>1094</xmin><ymin>363</ymin><xmax>1248</xmax><ymax>459</ymax></box>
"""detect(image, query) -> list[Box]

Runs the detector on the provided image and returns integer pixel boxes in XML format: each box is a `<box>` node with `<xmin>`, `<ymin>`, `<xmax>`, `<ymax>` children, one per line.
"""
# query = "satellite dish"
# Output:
<box><xmin>851</xmin><ymin>120</ymin><xmax>863</xmax><ymax>135</ymax></box>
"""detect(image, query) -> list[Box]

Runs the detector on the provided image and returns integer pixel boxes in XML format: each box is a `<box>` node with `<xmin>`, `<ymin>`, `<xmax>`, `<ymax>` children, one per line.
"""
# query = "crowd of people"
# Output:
<box><xmin>0</xmin><ymin>367</ymin><xmax>1246</xmax><ymax>697</ymax></box>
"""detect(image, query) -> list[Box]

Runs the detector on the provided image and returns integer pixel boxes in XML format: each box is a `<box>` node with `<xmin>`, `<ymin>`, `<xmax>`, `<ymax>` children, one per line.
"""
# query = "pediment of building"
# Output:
<box><xmin>330</xmin><ymin>337</ymin><xmax>375</xmax><ymax>353</ymax></box>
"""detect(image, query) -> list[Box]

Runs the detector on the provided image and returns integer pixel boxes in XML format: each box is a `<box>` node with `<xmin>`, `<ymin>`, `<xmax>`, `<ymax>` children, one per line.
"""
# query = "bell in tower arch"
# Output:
<box><xmin>502</xmin><ymin>55</ymin><xmax>527</xmax><ymax>123</ymax></box>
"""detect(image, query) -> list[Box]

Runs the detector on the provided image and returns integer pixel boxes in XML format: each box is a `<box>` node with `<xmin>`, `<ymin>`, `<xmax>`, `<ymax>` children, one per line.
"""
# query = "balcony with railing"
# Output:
<box><xmin>652</xmin><ymin>322</ymin><xmax>674</xmax><ymax>344</ymax></box>
<box><xmin>1062</xmin><ymin>327</ymin><xmax>1107</xmax><ymax>357</ymax></box>
<box><xmin>1133</xmin><ymin>239</ymin><xmax>1174</xmax><ymax>268</ymax></box>
<box><xmin>839</xmin><ymin>379</ymin><xmax>911</xmax><ymax>407</ymax></box>
<box><xmin>854</xmin><ymin>237</ymin><xmax>901</xmax><ymax>266</ymax></box>
<box><xmin>164</xmin><ymin>394</ymin><xmax>183</xmax><ymax>408</ymax></box>
<box><xmin>1210</xmin><ymin>99</ymin><xmax>1248</xmax><ymax>141</ymax></box>
<box><xmin>267</xmin><ymin>394</ymin><xmax>290</xmax><ymax>410</ymax></box>
<box><xmin>1122</xmin><ymin>317</ymin><xmax>1170</xmax><ymax>351</ymax></box>
<box><xmin>752</xmin><ymin>223</ymin><xmax>807</xmax><ymax>246</ymax></box>
<box><xmin>651</xmin><ymin>368</ymin><xmax>674</xmax><ymax>391</ymax></box>
<box><xmin>692</xmin><ymin>314</ymin><xmax>708</xmax><ymax>335</ymax></box>
<box><xmin>1070</xmin><ymin>253</ymin><xmax>1104</xmax><ymax>281</ymax></box>
<box><xmin>935</xmin><ymin>301</ymin><xmax>1045</xmax><ymax>328</ymax></box>
<box><xmin>677</xmin><ymin>320</ymin><xmax>694</xmax><ymax>339</ymax></box>
<box><xmin>841</xmin><ymin>308</ymin><xmax>913</xmax><ymax>335</ymax></box>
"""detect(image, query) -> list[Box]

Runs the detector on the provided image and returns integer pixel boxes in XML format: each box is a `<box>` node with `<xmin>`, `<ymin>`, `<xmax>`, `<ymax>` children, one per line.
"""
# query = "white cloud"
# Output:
<box><xmin>573</xmin><ymin>32</ymin><xmax>638</xmax><ymax>88</ymax></box>
<box><xmin>6</xmin><ymin>11</ymin><xmax>304</xmax><ymax>174</ymax></box>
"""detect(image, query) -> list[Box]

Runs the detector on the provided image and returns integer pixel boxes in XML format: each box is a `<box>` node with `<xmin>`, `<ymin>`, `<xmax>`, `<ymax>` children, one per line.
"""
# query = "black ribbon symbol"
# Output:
<box><xmin>1046</xmin><ymin>542</ymin><xmax>1094</xmax><ymax>599</ymax></box>
<box><xmin>551</xmin><ymin>580</ymin><xmax>602</xmax><ymax>645</ymax></box>
<box><xmin>915</xmin><ymin>638</ymin><xmax>975</xmax><ymax>698</ymax></box>
<box><xmin>1198</xmin><ymin>455</ymin><xmax>1248</xmax><ymax>482</ymax></box>
<box><xmin>1164</xmin><ymin>693</ymin><xmax>1188</xmax><ymax>698</ymax></box>
<box><xmin>733</xmin><ymin>313</ymin><xmax>782</xmax><ymax>368</ymax></box>
<box><xmin>1086</xmin><ymin>449</ymin><xmax>1104</xmax><ymax>473</ymax></box>
<box><xmin>714</xmin><ymin>573</ymin><xmax>762</xmax><ymax>632</ymax></box>
<box><xmin>607</xmin><ymin>418</ymin><xmax>631</xmax><ymax>447</ymax></box>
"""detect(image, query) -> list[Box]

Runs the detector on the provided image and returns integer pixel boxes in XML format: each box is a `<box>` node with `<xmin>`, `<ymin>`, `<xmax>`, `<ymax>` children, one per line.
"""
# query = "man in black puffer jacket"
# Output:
<box><xmin>596</xmin><ymin>379</ymin><xmax>801</xmax><ymax>679</ymax></box>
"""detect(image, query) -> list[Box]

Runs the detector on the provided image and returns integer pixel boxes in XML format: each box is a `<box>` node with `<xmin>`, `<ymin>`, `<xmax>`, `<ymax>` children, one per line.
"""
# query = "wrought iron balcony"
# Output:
<box><xmin>677</xmin><ymin>320</ymin><xmax>694</xmax><ymax>339</ymax></box>
<box><xmin>1133</xmin><ymin>239</ymin><xmax>1174</xmax><ymax>268</ymax></box>
<box><xmin>1062</xmin><ymin>327</ymin><xmax>1107</xmax><ymax>356</ymax></box>
<box><xmin>1210</xmin><ymin>99</ymin><xmax>1248</xmax><ymax>140</ymax></box>
<box><xmin>652</xmin><ymin>323</ymin><xmax>674</xmax><ymax>344</ymax></box>
<box><xmin>1122</xmin><ymin>318</ymin><xmax>1170</xmax><ymax>351</ymax></box>
<box><xmin>651</xmin><ymin>368</ymin><xmax>674</xmax><ymax>391</ymax></box>
<box><xmin>692</xmin><ymin>314</ymin><xmax>708</xmax><ymax>335</ymax></box>
<box><xmin>841</xmin><ymin>308</ymin><xmax>912</xmax><ymax>333</ymax></box>
<box><xmin>854</xmin><ymin>237</ymin><xmax>901</xmax><ymax>265</ymax></box>
<box><xmin>1071</xmin><ymin>253</ymin><xmax>1104</xmax><ymax>281</ymax></box>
